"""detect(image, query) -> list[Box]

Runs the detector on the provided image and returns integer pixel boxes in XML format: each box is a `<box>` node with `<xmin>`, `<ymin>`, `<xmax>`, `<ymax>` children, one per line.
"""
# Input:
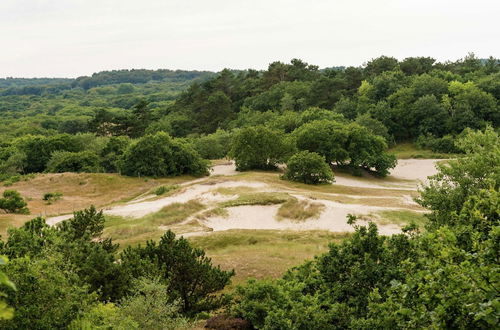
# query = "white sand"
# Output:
<box><xmin>389</xmin><ymin>159</ymin><xmax>440</xmax><ymax>183</ymax></box>
<box><xmin>201</xmin><ymin>197</ymin><xmax>402</xmax><ymax>236</ymax></box>
<box><xmin>47</xmin><ymin>159</ymin><xmax>439</xmax><ymax>234</ymax></box>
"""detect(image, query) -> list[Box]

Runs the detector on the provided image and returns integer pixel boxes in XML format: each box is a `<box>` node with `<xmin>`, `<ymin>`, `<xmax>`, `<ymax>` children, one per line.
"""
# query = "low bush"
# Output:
<box><xmin>0</xmin><ymin>190</ymin><xmax>29</xmax><ymax>214</ymax></box>
<box><xmin>154</xmin><ymin>185</ymin><xmax>179</xmax><ymax>196</ymax></box>
<box><xmin>416</xmin><ymin>134</ymin><xmax>462</xmax><ymax>154</ymax></box>
<box><xmin>283</xmin><ymin>151</ymin><xmax>334</xmax><ymax>184</ymax></box>
<box><xmin>43</xmin><ymin>192</ymin><xmax>63</xmax><ymax>204</ymax></box>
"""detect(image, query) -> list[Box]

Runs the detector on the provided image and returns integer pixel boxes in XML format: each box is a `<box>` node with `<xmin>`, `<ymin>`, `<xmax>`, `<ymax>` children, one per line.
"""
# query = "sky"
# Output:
<box><xmin>1</xmin><ymin>0</ymin><xmax>499</xmax><ymax>78</ymax></box>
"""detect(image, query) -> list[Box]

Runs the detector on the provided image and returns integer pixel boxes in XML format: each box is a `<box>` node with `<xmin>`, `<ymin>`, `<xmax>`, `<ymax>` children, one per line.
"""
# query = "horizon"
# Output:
<box><xmin>0</xmin><ymin>53</ymin><xmax>496</xmax><ymax>80</ymax></box>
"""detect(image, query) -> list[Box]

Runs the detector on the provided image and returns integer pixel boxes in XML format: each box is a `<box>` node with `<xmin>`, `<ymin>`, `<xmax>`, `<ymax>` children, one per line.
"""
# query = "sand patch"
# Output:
<box><xmin>201</xmin><ymin>199</ymin><xmax>402</xmax><ymax>236</ymax></box>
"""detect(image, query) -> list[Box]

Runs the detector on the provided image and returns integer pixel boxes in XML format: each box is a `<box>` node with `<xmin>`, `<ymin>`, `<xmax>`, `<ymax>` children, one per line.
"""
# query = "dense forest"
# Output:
<box><xmin>0</xmin><ymin>54</ymin><xmax>499</xmax><ymax>328</ymax></box>
<box><xmin>1</xmin><ymin>53</ymin><xmax>499</xmax><ymax>182</ymax></box>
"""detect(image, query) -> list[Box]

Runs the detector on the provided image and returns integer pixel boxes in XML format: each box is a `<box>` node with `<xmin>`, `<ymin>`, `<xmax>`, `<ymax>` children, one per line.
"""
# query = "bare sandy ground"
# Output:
<box><xmin>389</xmin><ymin>159</ymin><xmax>441</xmax><ymax>183</ymax></box>
<box><xmin>47</xmin><ymin>159</ymin><xmax>440</xmax><ymax>234</ymax></box>
<box><xmin>202</xmin><ymin>198</ymin><xmax>402</xmax><ymax>236</ymax></box>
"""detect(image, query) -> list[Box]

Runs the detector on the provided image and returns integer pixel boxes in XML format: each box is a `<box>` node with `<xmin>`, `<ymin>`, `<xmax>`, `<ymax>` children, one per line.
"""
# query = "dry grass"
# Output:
<box><xmin>188</xmin><ymin>229</ymin><xmax>350</xmax><ymax>287</ymax></box>
<box><xmin>0</xmin><ymin>172</ymin><xmax>196</xmax><ymax>236</ymax></box>
<box><xmin>219</xmin><ymin>192</ymin><xmax>290</xmax><ymax>208</ymax></box>
<box><xmin>212</xmin><ymin>172</ymin><xmax>416</xmax><ymax>198</ymax></box>
<box><xmin>195</xmin><ymin>207</ymin><xmax>228</xmax><ymax>220</ymax></box>
<box><xmin>213</xmin><ymin>186</ymin><xmax>257</xmax><ymax>195</ymax></box>
<box><xmin>276</xmin><ymin>198</ymin><xmax>325</xmax><ymax>221</ymax></box>
<box><xmin>104</xmin><ymin>200</ymin><xmax>205</xmax><ymax>246</ymax></box>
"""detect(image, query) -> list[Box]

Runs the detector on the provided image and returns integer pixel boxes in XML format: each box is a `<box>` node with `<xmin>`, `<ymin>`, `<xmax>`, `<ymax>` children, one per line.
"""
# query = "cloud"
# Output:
<box><xmin>0</xmin><ymin>0</ymin><xmax>498</xmax><ymax>77</ymax></box>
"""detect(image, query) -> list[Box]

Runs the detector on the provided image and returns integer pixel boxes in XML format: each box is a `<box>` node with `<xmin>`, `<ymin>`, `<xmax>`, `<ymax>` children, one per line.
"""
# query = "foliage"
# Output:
<box><xmin>42</xmin><ymin>191</ymin><xmax>63</xmax><ymax>204</ymax></box>
<box><xmin>121</xmin><ymin>230</ymin><xmax>235</xmax><ymax>315</ymax></box>
<box><xmin>229</xmin><ymin>126</ymin><xmax>295</xmax><ymax>171</ymax></box>
<box><xmin>0</xmin><ymin>256</ymin><xmax>15</xmax><ymax>321</ymax></box>
<box><xmin>46</xmin><ymin>150</ymin><xmax>102</xmax><ymax>173</ymax></box>
<box><xmin>121</xmin><ymin>132</ymin><xmax>209</xmax><ymax>177</ymax></box>
<box><xmin>283</xmin><ymin>150</ymin><xmax>334</xmax><ymax>184</ymax></box>
<box><xmin>231</xmin><ymin>126</ymin><xmax>500</xmax><ymax>329</ymax></box>
<box><xmin>154</xmin><ymin>185</ymin><xmax>179</xmax><ymax>196</ymax></box>
<box><xmin>0</xmin><ymin>190</ymin><xmax>29</xmax><ymax>214</ymax></box>
<box><xmin>191</xmin><ymin>129</ymin><xmax>232</xmax><ymax>160</ymax></box>
<box><xmin>293</xmin><ymin>120</ymin><xmax>396</xmax><ymax>176</ymax></box>
<box><xmin>417</xmin><ymin>126</ymin><xmax>499</xmax><ymax>228</ymax></box>
<box><xmin>1</xmin><ymin>253</ymin><xmax>96</xmax><ymax>329</ymax></box>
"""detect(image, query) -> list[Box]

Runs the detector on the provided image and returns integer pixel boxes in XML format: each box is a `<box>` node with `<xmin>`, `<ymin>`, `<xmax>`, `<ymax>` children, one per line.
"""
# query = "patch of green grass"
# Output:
<box><xmin>152</xmin><ymin>184</ymin><xmax>179</xmax><ymax>196</ymax></box>
<box><xmin>375</xmin><ymin>210</ymin><xmax>428</xmax><ymax>228</ymax></box>
<box><xmin>219</xmin><ymin>192</ymin><xmax>290</xmax><ymax>208</ymax></box>
<box><xmin>276</xmin><ymin>198</ymin><xmax>325</xmax><ymax>221</ymax></box>
<box><xmin>389</xmin><ymin>143</ymin><xmax>457</xmax><ymax>159</ymax></box>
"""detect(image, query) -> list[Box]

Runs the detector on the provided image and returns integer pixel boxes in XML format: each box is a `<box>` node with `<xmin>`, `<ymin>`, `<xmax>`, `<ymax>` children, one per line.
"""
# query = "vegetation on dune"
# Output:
<box><xmin>229</xmin><ymin>127</ymin><xmax>500</xmax><ymax>329</ymax></box>
<box><xmin>283</xmin><ymin>150</ymin><xmax>334</xmax><ymax>184</ymax></box>
<box><xmin>219</xmin><ymin>192</ymin><xmax>291</xmax><ymax>208</ymax></box>
<box><xmin>104</xmin><ymin>200</ymin><xmax>205</xmax><ymax>243</ymax></box>
<box><xmin>0</xmin><ymin>206</ymin><xmax>233</xmax><ymax>328</ymax></box>
<box><xmin>0</xmin><ymin>190</ymin><xmax>29</xmax><ymax>214</ymax></box>
<box><xmin>276</xmin><ymin>198</ymin><xmax>325</xmax><ymax>221</ymax></box>
<box><xmin>0</xmin><ymin>54</ymin><xmax>498</xmax><ymax>328</ymax></box>
<box><xmin>2</xmin><ymin>53</ymin><xmax>498</xmax><ymax>183</ymax></box>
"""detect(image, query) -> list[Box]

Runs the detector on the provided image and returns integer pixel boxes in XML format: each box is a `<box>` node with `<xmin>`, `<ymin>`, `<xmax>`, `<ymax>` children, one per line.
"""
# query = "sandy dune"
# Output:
<box><xmin>47</xmin><ymin>159</ymin><xmax>439</xmax><ymax>235</ymax></box>
<box><xmin>203</xmin><ymin>198</ymin><xmax>402</xmax><ymax>235</ymax></box>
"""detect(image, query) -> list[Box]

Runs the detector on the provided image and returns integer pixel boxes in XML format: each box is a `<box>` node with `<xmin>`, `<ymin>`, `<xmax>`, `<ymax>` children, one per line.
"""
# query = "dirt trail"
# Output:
<box><xmin>47</xmin><ymin>159</ymin><xmax>440</xmax><ymax>234</ymax></box>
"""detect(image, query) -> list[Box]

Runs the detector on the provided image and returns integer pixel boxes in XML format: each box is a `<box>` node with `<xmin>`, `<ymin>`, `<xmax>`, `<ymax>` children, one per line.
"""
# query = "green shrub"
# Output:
<box><xmin>191</xmin><ymin>129</ymin><xmax>232</xmax><ymax>159</ymax></box>
<box><xmin>416</xmin><ymin>134</ymin><xmax>462</xmax><ymax>154</ymax></box>
<box><xmin>0</xmin><ymin>190</ymin><xmax>29</xmax><ymax>214</ymax></box>
<box><xmin>43</xmin><ymin>192</ymin><xmax>63</xmax><ymax>204</ymax></box>
<box><xmin>283</xmin><ymin>151</ymin><xmax>334</xmax><ymax>184</ymax></box>
<box><xmin>121</xmin><ymin>132</ymin><xmax>209</xmax><ymax>177</ymax></box>
<box><xmin>46</xmin><ymin>151</ymin><xmax>102</xmax><ymax>173</ymax></box>
<box><xmin>154</xmin><ymin>185</ymin><xmax>179</xmax><ymax>196</ymax></box>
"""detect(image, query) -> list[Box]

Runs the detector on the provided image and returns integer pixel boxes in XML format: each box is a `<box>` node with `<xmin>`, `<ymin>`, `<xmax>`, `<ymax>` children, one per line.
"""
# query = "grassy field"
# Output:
<box><xmin>389</xmin><ymin>143</ymin><xmax>458</xmax><ymax>159</ymax></box>
<box><xmin>0</xmin><ymin>172</ymin><xmax>197</xmax><ymax>237</ymax></box>
<box><xmin>374</xmin><ymin>209</ymin><xmax>428</xmax><ymax>229</ymax></box>
<box><xmin>189</xmin><ymin>229</ymin><xmax>350</xmax><ymax>287</ymax></box>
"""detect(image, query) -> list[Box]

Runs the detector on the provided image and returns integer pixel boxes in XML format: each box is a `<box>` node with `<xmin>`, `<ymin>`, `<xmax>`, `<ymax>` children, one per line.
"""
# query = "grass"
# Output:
<box><xmin>219</xmin><ymin>192</ymin><xmax>291</xmax><ymax>208</ymax></box>
<box><xmin>188</xmin><ymin>229</ymin><xmax>350</xmax><ymax>287</ymax></box>
<box><xmin>195</xmin><ymin>207</ymin><xmax>228</xmax><ymax>220</ymax></box>
<box><xmin>104</xmin><ymin>200</ymin><xmax>206</xmax><ymax>246</ymax></box>
<box><xmin>213</xmin><ymin>186</ymin><xmax>257</xmax><ymax>195</ymax></box>
<box><xmin>374</xmin><ymin>210</ymin><xmax>428</xmax><ymax>228</ymax></box>
<box><xmin>0</xmin><ymin>172</ymin><xmax>197</xmax><ymax>236</ymax></box>
<box><xmin>152</xmin><ymin>185</ymin><xmax>179</xmax><ymax>196</ymax></box>
<box><xmin>276</xmin><ymin>198</ymin><xmax>325</xmax><ymax>221</ymax></box>
<box><xmin>389</xmin><ymin>143</ymin><xmax>457</xmax><ymax>159</ymax></box>
<box><xmin>216</xmin><ymin>172</ymin><xmax>414</xmax><ymax>198</ymax></box>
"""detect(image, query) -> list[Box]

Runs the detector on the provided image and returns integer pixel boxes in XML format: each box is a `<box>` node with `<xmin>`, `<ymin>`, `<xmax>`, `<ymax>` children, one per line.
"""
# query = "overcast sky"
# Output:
<box><xmin>1</xmin><ymin>0</ymin><xmax>499</xmax><ymax>78</ymax></box>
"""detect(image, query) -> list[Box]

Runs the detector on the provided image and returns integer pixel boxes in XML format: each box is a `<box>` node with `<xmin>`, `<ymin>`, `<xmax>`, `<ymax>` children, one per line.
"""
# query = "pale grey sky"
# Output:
<box><xmin>1</xmin><ymin>0</ymin><xmax>499</xmax><ymax>77</ymax></box>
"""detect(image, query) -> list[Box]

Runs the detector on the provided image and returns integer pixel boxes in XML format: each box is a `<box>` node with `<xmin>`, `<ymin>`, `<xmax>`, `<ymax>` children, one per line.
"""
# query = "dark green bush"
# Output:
<box><xmin>0</xmin><ymin>190</ymin><xmax>29</xmax><ymax>214</ymax></box>
<box><xmin>284</xmin><ymin>151</ymin><xmax>334</xmax><ymax>184</ymax></box>
<box><xmin>120</xmin><ymin>132</ymin><xmax>209</xmax><ymax>177</ymax></box>
<box><xmin>46</xmin><ymin>151</ymin><xmax>102</xmax><ymax>173</ymax></box>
